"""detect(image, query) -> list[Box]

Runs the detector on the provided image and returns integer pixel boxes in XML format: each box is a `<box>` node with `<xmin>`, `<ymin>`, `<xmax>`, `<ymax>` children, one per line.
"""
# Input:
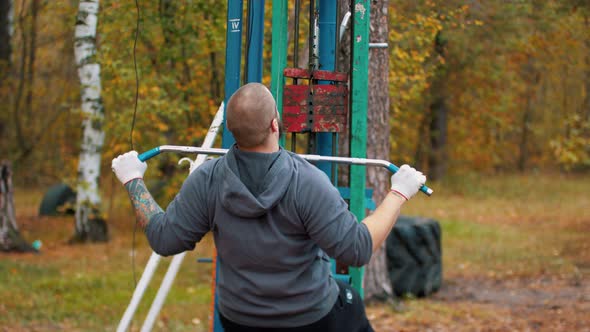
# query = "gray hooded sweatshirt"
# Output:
<box><xmin>145</xmin><ymin>145</ymin><xmax>373</xmax><ymax>327</ymax></box>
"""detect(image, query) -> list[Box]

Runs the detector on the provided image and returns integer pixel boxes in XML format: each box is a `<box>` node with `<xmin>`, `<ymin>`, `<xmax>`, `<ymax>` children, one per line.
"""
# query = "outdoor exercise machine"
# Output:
<box><xmin>117</xmin><ymin>1</ymin><xmax>433</xmax><ymax>331</ymax></box>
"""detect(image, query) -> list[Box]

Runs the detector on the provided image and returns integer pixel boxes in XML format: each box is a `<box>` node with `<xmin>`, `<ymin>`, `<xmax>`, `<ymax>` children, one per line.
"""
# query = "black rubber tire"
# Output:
<box><xmin>39</xmin><ymin>183</ymin><xmax>76</xmax><ymax>216</ymax></box>
<box><xmin>386</xmin><ymin>216</ymin><xmax>442</xmax><ymax>297</ymax></box>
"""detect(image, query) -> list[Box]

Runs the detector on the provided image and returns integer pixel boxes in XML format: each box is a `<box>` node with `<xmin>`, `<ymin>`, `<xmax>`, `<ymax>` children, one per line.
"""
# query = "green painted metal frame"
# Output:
<box><xmin>348</xmin><ymin>0</ymin><xmax>370</xmax><ymax>298</ymax></box>
<box><xmin>270</xmin><ymin>0</ymin><xmax>288</xmax><ymax>147</ymax></box>
<box><xmin>270</xmin><ymin>0</ymin><xmax>372</xmax><ymax>298</ymax></box>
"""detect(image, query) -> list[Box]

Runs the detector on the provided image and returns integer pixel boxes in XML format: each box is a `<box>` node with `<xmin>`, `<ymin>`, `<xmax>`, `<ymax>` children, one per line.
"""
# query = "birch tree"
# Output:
<box><xmin>72</xmin><ymin>0</ymin><xmax>107</xmax><ymax>242</ymax></box>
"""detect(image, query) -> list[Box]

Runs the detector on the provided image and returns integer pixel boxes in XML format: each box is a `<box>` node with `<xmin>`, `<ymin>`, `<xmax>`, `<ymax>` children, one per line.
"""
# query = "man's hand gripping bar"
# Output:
<box><xmin>139</xmin><ymin>145</ymin><xmax>434</xmax><ymax>196</ymax></box>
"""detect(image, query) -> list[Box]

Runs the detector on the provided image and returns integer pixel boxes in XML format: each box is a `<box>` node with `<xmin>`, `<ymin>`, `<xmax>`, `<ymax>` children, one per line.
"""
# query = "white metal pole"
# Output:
<box><xmin>141</xmin><ymin>252</ymin><xmax>186</xmax><ymax>332</ymax></box>
<box><xmin>146</xmin><ymin>146</ymin><xmax>433</xmax><ymax>196</ymax></box>
<box><xmin>117</xmin><ymin>253</ymin><xmax>161</xmax><ymax>332</ymax></box>
<box><xmin>139</xmin><ymin>102</ymin><xmax>225</xmax><ymax>332</ymax></box>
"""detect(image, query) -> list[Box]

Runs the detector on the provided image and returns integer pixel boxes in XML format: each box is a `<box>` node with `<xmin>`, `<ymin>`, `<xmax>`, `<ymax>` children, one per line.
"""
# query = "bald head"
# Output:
<box><xmin>226</xmin><ymin>83</ymin><xmax>278</xmax><ymax>149</ymax></box>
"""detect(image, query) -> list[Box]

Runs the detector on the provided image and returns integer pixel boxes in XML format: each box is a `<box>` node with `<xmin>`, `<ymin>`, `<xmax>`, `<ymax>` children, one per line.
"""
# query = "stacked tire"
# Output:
<box><xmin>386</xmin><ymin>216</ymin><xmax>442</xmax><ymax>297</ymax></box>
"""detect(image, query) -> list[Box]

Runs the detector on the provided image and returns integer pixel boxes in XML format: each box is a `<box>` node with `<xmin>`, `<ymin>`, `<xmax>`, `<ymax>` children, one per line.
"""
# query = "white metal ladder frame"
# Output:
<box><xmin>117</xmin><ymin>102</ymin><xmax>225</xmax><ymax>332</ymax></box>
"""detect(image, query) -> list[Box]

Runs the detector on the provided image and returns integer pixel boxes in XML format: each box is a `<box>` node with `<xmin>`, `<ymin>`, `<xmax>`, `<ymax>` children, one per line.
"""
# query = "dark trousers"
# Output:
<box><xmin>219</xmin><ymin>280</ymin><xmax>375</xmax><ymax>332</ymax></box>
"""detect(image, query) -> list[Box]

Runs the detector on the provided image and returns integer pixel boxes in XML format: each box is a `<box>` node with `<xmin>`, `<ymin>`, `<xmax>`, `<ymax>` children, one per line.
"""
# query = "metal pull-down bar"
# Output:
<box><xmin>138</xmin><ymin>145</ymin><xmax>434</xmax><ymax>196</ymax></box>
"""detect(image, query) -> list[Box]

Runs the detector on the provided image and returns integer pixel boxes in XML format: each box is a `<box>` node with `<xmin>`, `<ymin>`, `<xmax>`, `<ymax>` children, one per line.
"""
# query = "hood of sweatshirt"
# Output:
<box><xmin>219</xmin><ymin>146</ymin><xmax>294</xmax><ymax>218</ymax></box>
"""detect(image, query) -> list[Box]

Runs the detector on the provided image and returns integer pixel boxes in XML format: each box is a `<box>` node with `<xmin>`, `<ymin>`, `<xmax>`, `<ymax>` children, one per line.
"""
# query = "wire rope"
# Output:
<box><xmin>130</xmin><ymin>0</ymin><xmax>141</xmax><ymax>289</ymax></box>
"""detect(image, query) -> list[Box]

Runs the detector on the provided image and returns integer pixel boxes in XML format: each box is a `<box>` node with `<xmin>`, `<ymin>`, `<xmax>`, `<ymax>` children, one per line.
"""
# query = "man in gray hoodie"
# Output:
<box><xmin>112</xmin><ymin>83</ymin><xmax>426</xmax><ymax>331</ymax></box>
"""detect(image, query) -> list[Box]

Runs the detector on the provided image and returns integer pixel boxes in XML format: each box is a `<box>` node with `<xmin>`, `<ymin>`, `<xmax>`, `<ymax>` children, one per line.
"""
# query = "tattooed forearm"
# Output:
<box><xmin>124</xmin><ymin>178</ymin><xmax>164</xmax><ymax>228</ymax></box>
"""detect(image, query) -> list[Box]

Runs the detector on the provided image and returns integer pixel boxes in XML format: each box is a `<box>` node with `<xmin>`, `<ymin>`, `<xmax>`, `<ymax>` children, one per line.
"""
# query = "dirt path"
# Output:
<box><xmin>367</xmin><ymin>276</ymin><xmax>590</xmax><ymax>332</ymax></box>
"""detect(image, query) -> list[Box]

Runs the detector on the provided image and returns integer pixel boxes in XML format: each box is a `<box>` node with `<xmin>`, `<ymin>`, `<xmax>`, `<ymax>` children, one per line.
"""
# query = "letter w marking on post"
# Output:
<box><xmin>229</xmin><ymin>19</ymin><xmax>241</xmax><ymax>32</ymax></box>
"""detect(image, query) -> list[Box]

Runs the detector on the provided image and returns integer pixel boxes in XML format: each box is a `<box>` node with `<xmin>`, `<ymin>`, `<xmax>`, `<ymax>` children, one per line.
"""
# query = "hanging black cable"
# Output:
<box><xmin>294</xmin><ymin>0</ymin><xmax>300</xmax><ymax>68</ymax></box>
<box><xmin>130</xmin><ymin>0</ymin><xmax>141</xmax><ymax>288</ymax></box>
<box><xmin>130</xmin><ymin>0</ymin><xmax>140</xmax><ymax>152</ymax></box>
<box><xmin>291</xmin><ymin>0</ymin><xmax>301</xmax><ymax>152</ymax></box>
<box><xmin>243</xmin><ymin>0</ymin><xmax>254</xmax><ymax>84</ymax></box>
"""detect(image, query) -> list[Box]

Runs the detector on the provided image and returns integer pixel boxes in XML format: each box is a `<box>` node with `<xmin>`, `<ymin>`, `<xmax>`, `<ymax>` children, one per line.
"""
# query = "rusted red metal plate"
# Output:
<box><xmin>283</xmin><ymin>85</ymin><xmax>310</xmax><ymax>132</ymax></box>
<box><xmin>311</xmin><ymin>70</ymin><xmax>348</xmax><ymax>82</ymax></box>
<box><xmin>282</xmin><ymin>67</ymin><xmax>349</xmax><ymax>133</ymax></box>
<box><xmin>283</xmin><ymin>68</ymin><xmax>348</xmax><ymax>82</ymax></box>
<box><xmin>283</xmin><ymin>84</ymin><xmax>348</xmax><ymax>133</ymax></box>
<box><xmin>284</xmin><ymin>68</ymin><xmax>311</xmax><ymax>79</ymax></box>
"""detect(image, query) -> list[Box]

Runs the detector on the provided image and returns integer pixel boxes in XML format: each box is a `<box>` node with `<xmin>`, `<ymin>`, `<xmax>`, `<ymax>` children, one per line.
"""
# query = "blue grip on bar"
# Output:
<box><xmin>138</xmin><ymin>147</ymin><xmax>161</xmax><ymax>162</ymax></box>
<box><xmin>386</xmin><ymin>164</ymin><xmax>400</xmax><ymax>173</ymax></box>
<box><xmin>386</xmin><ymin>164</ymin><xmax>433</xmax><ymax>196</ymax></box>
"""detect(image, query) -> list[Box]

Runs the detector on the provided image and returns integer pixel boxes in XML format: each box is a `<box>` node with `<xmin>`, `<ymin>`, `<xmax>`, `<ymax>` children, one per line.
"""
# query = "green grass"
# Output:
<box><xmin>1</xmin><ymin>185</ymin><xmax>215</xmax><ymax>331</ymax></box>
<box><xmin>0</xmin><ymin>246</ymin><xmax>214</xmax><ymax>331</ymax></box>
<box><xmin>401</xmin><ymin>172</ymin><xmax>589</xmax><ymax>279</ymax></box>
<box><xmin>438</xmin><ymin>219</ymin><xmax>581</xmax><ymax>278</ymax></box>
<box><xmin>2</xmin><ymin>172</ymin><xmax>589</xmax><ymax>330</ymax></box>
<box><xmin>0</xmin><ymin>244</ymin><xmax>213</xmax><ymax>331</ymax></box>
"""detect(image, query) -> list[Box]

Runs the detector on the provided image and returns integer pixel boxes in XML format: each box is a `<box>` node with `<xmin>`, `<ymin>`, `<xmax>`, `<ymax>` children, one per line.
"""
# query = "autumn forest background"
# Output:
<box><xmin>0</xmin><ymin>0</ymin><xmax>589</xmax><ymax>331</ymax></box>
<box><xmin>2</xmin><ymin>0</ymin><xmax>590</xmax><ymax>186</ymax></box>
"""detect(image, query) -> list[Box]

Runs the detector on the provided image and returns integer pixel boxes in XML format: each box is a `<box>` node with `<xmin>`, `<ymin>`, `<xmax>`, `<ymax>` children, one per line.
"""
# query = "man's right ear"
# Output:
<box><xmin>271</xmin><ymin>118</ymin><xmax>279</xmax><ymax>133</ymax></box>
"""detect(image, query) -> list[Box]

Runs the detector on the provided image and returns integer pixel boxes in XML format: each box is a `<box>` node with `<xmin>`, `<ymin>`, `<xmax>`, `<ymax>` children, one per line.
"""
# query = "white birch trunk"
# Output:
<box><xmin>74</xmin><ymin>0</ymin><xmax>105</xmax><ymax>239</ymax></box>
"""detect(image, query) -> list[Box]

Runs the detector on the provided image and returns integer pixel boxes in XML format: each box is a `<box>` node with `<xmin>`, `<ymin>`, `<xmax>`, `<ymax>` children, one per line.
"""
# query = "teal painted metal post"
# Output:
<box><xmin>245</xmin><ymin>0</ymin><xmax>265</xmax><ymax>83</ymax></box>
<box><xmin>270</xmin><ymin>0</ymin><xmax>288</xmax><ymax>147</ymax></box>
<box><xmin>222</xmin><ymin>0</ymin><xmax>244</xmax><ymax>148</ymax></box>
<box><xmin>217</xmin><ymin>2</ymin><xmax>244</xmax><ymax>330</ymax></box>
<box><xmin>317</xmin><ymin>0</ymin><xmax>336</xmax><ymax>178</ymax></box>
<box><xmin>348</xmin><ymin>0</ymin><xmax>370</xmax><ymax>298</ymax></box>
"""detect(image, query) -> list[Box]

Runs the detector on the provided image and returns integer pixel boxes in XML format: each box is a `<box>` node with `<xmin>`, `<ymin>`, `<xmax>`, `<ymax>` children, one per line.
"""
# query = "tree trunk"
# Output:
<box><xmin>363</xmin><ymin>0</ymin><xmax>394</xmax><ymax>303</ymax></box>
<box><xmin>427</xmin><ymin>31</ymin><xmax>449</xmax><ymax>181</ymax></box>
<box><xmin>72</xmin><ymin>0</ymin><xmax>108</xmax><ymax>243</ymax></box>
<box><xmin>24</xmin><ymin>0</ymin><xmax>37</xmax><ymax>120</ymax></box>
<box><xmin>518</xmin><ymin>2</ymin><xmax>541</xmax><ymax>172</ymax></box>
<box><xmin>0</xmin><ymin>0</ymin><xmax>12</xmax><ymax>139</ymax></box>
<box><xmin>13</xmin><ymin>0</ymin><xmax>39</xmax><ymax>163</ymax></box>
<box><xmin>0</xmin><ymin>0</ymin><xmax>11</xmax><ymax>63</ymax></box>
<box><xmin>518</xmin><ymin>59</ymin><xmax>538</xmax><ymax>172</ymax></box>
<box><xmin>12</xmin><ymin>0</ymin><xmax>27</xmax><ymax>155</ymax></box>
<box><xmin>336</xmin><ymin>0</ymin><xmax>351</xmax><ymax>186</ymax></box>
<box><xmin>414</xmin><ymin>112</ymin><xmax>430</xmax><ymax>171</ymax></box>
<box><xmin>428</xmin><ymin>95</ymin><xmax>448</xmax><ymax>179</ymax></box>
<box><xmin>0</xmin><ymin>161</ymin><xmax>35</xmax><ymax>252</ymax></box>
<box><xmin>585</xmin><ymin>13</ymin><xmax>590</xmax><ymax>122</ymax></box>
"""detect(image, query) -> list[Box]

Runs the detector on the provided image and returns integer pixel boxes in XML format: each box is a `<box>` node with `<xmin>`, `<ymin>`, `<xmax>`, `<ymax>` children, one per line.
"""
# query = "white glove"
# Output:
<box><xmin>390</xmin><ymin>164</ymin><xmax>426</xmax><ymax>200</ymax></box>
<box><xmin>111</xmin><ymin>151</ymin><xmax>147</xmax><ymax>185</ymax></box>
